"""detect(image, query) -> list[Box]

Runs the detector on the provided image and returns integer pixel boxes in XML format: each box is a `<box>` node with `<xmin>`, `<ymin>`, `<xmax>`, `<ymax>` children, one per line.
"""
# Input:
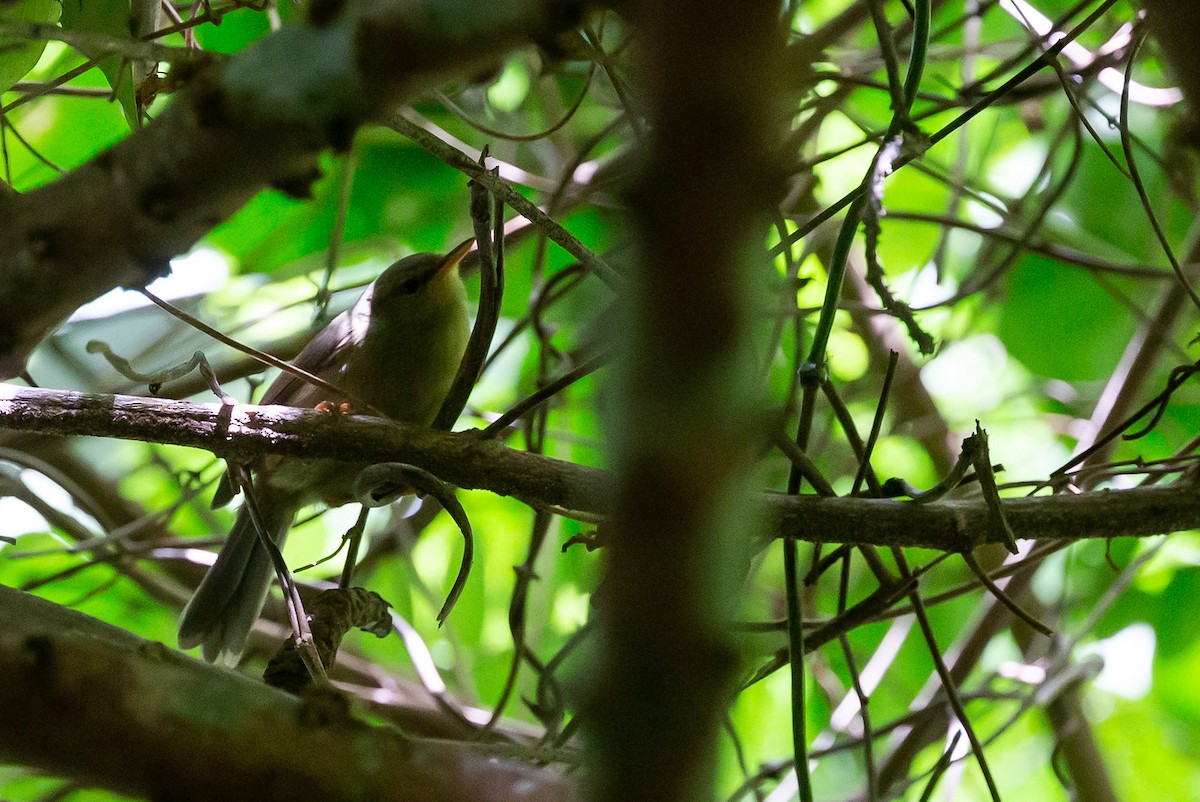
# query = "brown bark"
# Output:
<box><xmin>579</xmin><ymin>3</ymin><xmax>787</xmax><ymax>799</ymax></box>
<box><xmin>0</xmin><ymin>386</ymin><xmax>1198</xmax><ymax>549</ymax></box>
<box><xmin>0</xmin><ymin>585</ymin><xmax>577</xmax><ymax>802</ymax></box>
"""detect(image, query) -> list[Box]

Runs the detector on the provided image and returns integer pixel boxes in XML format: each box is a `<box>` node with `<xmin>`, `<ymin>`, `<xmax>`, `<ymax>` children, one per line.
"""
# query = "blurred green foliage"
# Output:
<box><xmin>2</xmin><ymin>1</ymin><xmax>1200</xmax><ymax>800</ymax></box>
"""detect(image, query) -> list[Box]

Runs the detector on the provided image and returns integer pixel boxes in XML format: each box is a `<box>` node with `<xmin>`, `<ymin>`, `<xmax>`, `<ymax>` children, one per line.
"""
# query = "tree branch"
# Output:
<box><xmin>580</xmin><ymin>2</ymin><xmax>787</xmax><ymax>799</ymax></box>
<box><xmin>0</xmin><ymin>385</ymin><xmax>1196</xmax><ymax>550</ymax></box>
<box><xmin>0</xmin><ymin>585</ymin><xmax>576</xmax><ymax>802</ymax></box>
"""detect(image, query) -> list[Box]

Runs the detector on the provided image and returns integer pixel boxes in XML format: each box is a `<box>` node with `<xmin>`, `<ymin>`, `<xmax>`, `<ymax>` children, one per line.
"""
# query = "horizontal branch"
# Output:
<box><xmin>0</xmin><ymin>384</ymin><xmax>610</xmax><ymax>513</ymax></box>
<box><xmin>772</xmin><ymin>483</ymin><xmax>1200</xmax><ymax>550</ymax></box>
<box><xmin>1</xmin><ymin>385</ymin><xmax>1197</xmax><ymax>550</ymax></box>
<box><xmin>0</xmin><ymin>585</ymin><xmax>576</xmax><ymax>802</ymax></box>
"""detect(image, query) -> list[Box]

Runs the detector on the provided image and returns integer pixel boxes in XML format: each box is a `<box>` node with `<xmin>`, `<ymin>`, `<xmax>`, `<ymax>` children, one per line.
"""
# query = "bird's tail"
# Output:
<box><xmin>178</xmin><ymin>492</ymin><xmax>299</xmax><ymax>663</ymax></box>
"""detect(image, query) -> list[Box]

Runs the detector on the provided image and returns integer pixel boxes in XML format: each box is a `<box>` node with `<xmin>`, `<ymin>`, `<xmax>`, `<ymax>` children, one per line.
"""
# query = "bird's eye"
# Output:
<box><xmin>399</xmin><ymin>277</ymin><xmax>421</xmax><ymax>294</ymax></box>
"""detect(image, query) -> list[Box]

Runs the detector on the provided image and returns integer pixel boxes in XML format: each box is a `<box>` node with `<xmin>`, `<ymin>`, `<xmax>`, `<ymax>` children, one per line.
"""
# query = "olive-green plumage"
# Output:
<box><xmin>178</xmin><ymin>240</ymin><xmax>472</xmax><ymax>662</ymax></box>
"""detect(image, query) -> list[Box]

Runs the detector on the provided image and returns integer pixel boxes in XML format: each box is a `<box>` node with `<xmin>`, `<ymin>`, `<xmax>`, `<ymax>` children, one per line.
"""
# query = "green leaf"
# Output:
<box><xmin>59</xmin><ymin>0</ymin><xmax>141</xmax><ymax>128</ymax></box>
<box><xmin>0</xmin><ymin>0</ymin><xmax>58</xmax><ymax>94</ymax></box>
<box><xmin>998</xmin><ymin>253</ymin><xmax>1135</xmax><ymax>381</ymax></box>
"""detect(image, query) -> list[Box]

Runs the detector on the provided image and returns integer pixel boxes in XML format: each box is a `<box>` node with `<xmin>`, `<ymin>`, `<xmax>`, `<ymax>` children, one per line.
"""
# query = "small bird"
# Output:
<box><xmin>178</xmin><ymin>239</ymin><xmax>473</xmax><ymax>662</ymax></box>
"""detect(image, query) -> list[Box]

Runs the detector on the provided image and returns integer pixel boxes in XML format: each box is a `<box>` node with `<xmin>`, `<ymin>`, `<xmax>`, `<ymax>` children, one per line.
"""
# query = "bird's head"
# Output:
<box><xmin>370</xmin><ymin>238</ymin><xmax>473</xmax><ymax>319</ymax></box>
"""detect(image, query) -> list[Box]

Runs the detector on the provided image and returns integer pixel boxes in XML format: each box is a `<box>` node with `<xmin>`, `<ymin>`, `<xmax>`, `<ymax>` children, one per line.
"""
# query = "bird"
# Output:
<box><xmin>178</xmin><ymin>239</ymin><xmax>473</xmax><ymax>662</ymax></box>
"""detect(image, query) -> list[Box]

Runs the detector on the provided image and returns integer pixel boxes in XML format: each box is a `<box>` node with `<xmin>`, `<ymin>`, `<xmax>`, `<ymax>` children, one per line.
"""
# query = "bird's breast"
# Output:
<box><xmin>344</xmin><ymin>294</ymin><xmax>470</xmax><ymax>425</ymax></box>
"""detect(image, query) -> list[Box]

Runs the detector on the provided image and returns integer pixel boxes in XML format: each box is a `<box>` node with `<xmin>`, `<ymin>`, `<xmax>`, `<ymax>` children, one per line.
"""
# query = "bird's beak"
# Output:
<box><xmin>438</xmin><ymin>237</ymin><xmax>475</xmax><ymax>276</ymax></box>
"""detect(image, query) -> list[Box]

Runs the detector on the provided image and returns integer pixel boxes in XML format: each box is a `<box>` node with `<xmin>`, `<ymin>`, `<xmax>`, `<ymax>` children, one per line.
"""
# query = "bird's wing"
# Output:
<box><xmin>260</xmin><ymin>292</ymin><xmax>370</xmax><ymax>408</ymax></box>
<box><xmin>210</xmin><ymin>294</ymin><xmax>370</xmax><ymax>509</ymax></box>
